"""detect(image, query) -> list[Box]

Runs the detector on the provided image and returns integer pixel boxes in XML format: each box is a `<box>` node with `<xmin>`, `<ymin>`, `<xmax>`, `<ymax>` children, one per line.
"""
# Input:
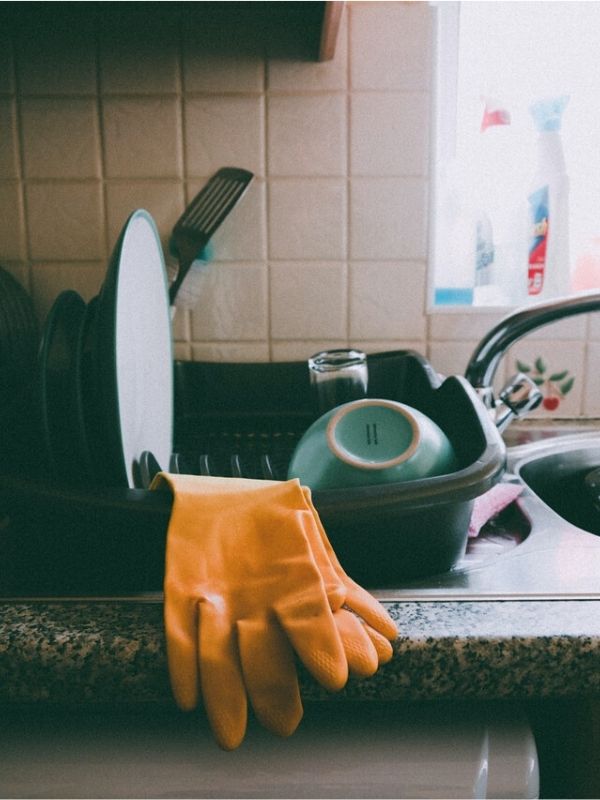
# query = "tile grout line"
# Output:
<box><xmin>8</xmin><ymin>88</ymin><xmax>431</xmax><ymax>100</ymax></box>
<box><xmin>581</xmin><ymin>316</ymin><xmax>591</xmax><ymax>416</ymax></box>
<box><xmin>11</xmin><ymin>38</ymin><xmax>32</xmax><ymax>292</ymax></box>
<box><xmin>345</xmin><ymin>4</ymin><xmax>352</xmax><ymax>348</ymax></box>
<box><xmin>95</xmin><ymin>21</ymin><xmax>110</xmax><ymax>265</ymax></box>
<box><xmin>264</xmin><ymin>40</ymin><xmax>273</xmax><ymax>362</ymax></box>
<box><xmin>177</xmin><ymin>8</ymin><xmax>192</xmax><ymax>354</ymax></box>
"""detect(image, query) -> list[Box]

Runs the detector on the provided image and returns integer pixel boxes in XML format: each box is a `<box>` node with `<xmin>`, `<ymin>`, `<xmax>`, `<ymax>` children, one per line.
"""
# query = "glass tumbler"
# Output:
<box><xmin>308</xmin><ymin>349</ymin><xmax>368</xmax><ymax>414</ymax></box>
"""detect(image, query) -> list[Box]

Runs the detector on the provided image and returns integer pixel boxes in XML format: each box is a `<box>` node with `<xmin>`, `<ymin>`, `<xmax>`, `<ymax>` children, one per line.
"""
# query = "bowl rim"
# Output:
<box><xmin>326</xmin><ymin>398</ymin><xmax>422</xmax><ymax>470</ymax></box>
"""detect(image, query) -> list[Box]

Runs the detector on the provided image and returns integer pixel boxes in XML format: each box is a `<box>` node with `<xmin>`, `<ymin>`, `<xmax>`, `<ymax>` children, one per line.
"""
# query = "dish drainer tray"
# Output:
<box><xmin>0</xmin><ymin>351</ymin><xmax>505</xmax><ymax>595</ymax></box>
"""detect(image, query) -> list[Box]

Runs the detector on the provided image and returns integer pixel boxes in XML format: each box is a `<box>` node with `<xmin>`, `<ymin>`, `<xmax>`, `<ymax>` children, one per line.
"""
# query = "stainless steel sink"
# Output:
<box><xmin>375</xmin><ymin>431</ymin><xmax>600</xmax><ymax>602</ymax></box>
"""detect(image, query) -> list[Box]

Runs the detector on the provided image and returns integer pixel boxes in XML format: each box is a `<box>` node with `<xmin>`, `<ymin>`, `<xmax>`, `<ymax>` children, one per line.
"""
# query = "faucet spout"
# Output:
<box><xmin>465</xmin><ymin>290</ymin><xmax>600</xmax><ymax>394</ymax></box>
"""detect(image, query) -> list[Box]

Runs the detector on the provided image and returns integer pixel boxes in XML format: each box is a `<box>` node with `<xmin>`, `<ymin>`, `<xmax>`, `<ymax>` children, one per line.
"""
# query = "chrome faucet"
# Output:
<box><xmin>465</xmin><ymin>291</ymin><xmax>600</xmax><ymax>432</ymax></box>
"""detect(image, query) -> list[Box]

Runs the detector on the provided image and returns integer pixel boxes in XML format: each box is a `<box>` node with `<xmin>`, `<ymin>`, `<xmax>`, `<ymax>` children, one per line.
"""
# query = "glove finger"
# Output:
<box><xmin>343</xmin><ymin>582</ymin><xmax>398</xmax><ymax>642</ymax></box>
<box><xmin>300</xmin><ymin>489</ymin><xmax>396</xmax><ymax>639</ymax></box>
<box><xmin>333</xmin><ymin>608</ymin><xmax>379</xmax><ymax>678</ymax></box>
<box><xmin>237</xmin><ymin>617</ymin><xmax>303</xmax><ymax>738</ymax></box>
<box><xmin>274</xmin><ymin>594</ymin><xmax>348</xmax><ymax>693</ymax></box>
<box><xmin>198</xmin><ymin>601</ymin><xmax>248</xmax><ymax>751</ymax></box>
<box><xmin>363</xmin><ymin>622</ymin><xmax>394</xmax><ymax>665</ymax></box>
<box><xmin>299</xmin><ymin>511</ymin><xmax>347</xmax><ymax>610</ymax></box>
<box><xmin>163</xmin><ymin>594</ymin><xmax>200</xmax><ymax>711</ymax></box>
<box><xmin>301</xmin><ymin>488</ymin><xmax>398</xmax><ymax>641</ymax></box>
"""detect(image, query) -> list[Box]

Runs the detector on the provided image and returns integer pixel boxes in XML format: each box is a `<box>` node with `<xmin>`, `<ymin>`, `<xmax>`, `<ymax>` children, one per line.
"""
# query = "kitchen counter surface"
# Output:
<box><xmin>2</xmin><ymin>597</ymin><xmax>599</xmax><ymax>706</ymax></box>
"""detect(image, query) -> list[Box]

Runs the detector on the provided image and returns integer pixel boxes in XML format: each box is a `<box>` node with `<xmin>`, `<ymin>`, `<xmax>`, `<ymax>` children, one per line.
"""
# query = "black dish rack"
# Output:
<box><xmin>0</xmin><ymin>351</ymin><xmax>505</xmax><ymax>595</ymax></box>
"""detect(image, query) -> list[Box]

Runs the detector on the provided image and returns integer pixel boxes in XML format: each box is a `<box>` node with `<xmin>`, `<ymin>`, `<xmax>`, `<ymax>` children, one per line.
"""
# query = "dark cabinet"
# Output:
<box><xmin>1</xmin><ymin>2</ymin><xmax>344</xmax><ymax>62</ymax></box>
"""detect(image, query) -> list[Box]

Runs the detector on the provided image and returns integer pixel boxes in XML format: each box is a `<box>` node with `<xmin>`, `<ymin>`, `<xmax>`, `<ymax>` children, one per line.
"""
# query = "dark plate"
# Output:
<box><xmin>0</xmin><ymin>267</ymin><xmax>38</xmax><ymax>408</ymax></box>
<box><xmin>38</xmin><ymin>290</ymin><xmax>87</xmax><ymax>484</ymax></box>
<box><xmin>93</xmin><ymin>209</ymin><xmax>173</xmax><ymax>488</ymax></box>
<box><xmin>72</xmin><ymin>296</ymin><xmax>100</xmax><ymax>485</ymax></box>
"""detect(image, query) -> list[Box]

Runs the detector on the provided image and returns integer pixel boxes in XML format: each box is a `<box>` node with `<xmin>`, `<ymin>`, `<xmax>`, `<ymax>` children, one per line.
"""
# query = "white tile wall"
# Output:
<box><xmin>0</xmin><ymin>182</ymin><xmax>25</xmax><ymax>260</ymax></box>
<box><xmin>350</xmin><ymin>92</ymin><xmax>429</xmax><ymax>176</ymax></box>
<box><xmin>349</xmin><ymin>261</ymin><xmax>426</xmax><ymax>340</ymax></box>
<box><xmin>102</xmin><ymin>97</ymin><xmax>184</xmax><ymax>178</ymax></box>
<box><xmin>349</xmin><ymin>177</ymin><xmax>428</xmax><ymax>260</ymax></box>
<box><xmin>25</xmin><ymin>182</ymin><xmax>105</xmax><ymax>261</ymax></box>
<box><xmin>588</xmin><ymin>313</ymin><xmax>600</xmax><ymax>340</ymax></box>
<box><xmin>583</xmin><ymin>341</ymin><xmax>600</xmax><ymax>415</ymax></box>
<box><xmin>0</xmin><ymin>98</ymin><xmax>19</xmax><ymax>178</ymax></box>
<box><xmin>21</xmin><ymin>98</ymin><xmax>101</xmax><ymax>179</ymax></box>
<box><xmin>268</xmin><ymin>179</ymin><xmax>347</xmax><ymax>260</ymax></box>
<box><xmin>268</xmin><ymin>94</ymin><xmax>347</xmax><ymax>176</ymax></box>
<box><xmin>270</xmin><ymin>261</ymin><xmax>347</xmax><ymax>340</ymax></box>
<box><xmin>190</xmin><ymin>262</ymin><xmax>268</xmax><ymax>341</ymax></box>
<box><xmin>1</xmin><ymin>1</ymin><xmax>596</xmax><ymax>418</ymax></box>
<box><xmin>349</xmin><ymin>2</ymin><xmax>432</xmax><ymax>91</ymax></box>
<box><xmin>504</xmin><ymin>339</ymin><xmax>585</xmax><ymax>419</ymax></box>
<box><xmin>184</xmin><ymin>96</ymin><xmax>265</xmax><ymax>177</ymax></box>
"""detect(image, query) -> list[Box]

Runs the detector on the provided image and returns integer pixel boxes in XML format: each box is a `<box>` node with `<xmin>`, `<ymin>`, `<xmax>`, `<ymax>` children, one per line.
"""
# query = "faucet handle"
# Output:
<box><xmin>494</xmin><ymin>372</ymin><xmax>544</xmax><ymax>433</ymax></box>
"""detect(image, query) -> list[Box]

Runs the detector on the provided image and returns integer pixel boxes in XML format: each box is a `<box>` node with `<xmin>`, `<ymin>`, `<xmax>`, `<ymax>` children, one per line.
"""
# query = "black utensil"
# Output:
<box><xmin>169</xmin><ymin>167</ymin><xmax>254</xmax><ymax>306</ymax></box>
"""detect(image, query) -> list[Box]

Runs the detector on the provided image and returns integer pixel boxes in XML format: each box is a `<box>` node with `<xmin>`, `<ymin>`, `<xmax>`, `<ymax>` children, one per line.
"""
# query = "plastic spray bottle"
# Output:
<box><xmin>527</xmin><ymin>96</ymin><xmax>571</xmax><ymax>300</ymax></box>
<box><xmin>472</xmin><ymin>100</ymin><xmax>528</xmax><ymax>306</ymax></box>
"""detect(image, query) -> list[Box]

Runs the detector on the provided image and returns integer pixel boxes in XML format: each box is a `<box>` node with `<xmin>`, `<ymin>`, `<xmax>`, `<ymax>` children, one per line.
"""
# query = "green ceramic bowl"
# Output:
<box><xmin>287</xmin><ymin>398</ymin><xmax>457</xmax><ymax>490</ymax></box>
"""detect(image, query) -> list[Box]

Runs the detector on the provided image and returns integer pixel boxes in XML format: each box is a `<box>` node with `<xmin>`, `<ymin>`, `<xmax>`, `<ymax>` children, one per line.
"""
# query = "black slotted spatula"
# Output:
<box><xmin>169</xmin><ymin>167</ymin><xmax>254</xmax><ymax>306</ymax></box>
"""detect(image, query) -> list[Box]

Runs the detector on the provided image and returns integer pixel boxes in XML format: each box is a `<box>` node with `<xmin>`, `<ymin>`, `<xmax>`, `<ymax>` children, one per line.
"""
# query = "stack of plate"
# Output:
<box><xmin>0</xmin><ymin>267</ymin><xmax>39</xmax><ymax>472</ymax></box>
<box><xmin>37</xmin><ymin>210</ymin><xmax>174</xmax><ymax>489</ymax></box>
<box><xmin>0</xmin><ymin>267</ymin><xmax>38</xmax><ymax>412</ymax></box>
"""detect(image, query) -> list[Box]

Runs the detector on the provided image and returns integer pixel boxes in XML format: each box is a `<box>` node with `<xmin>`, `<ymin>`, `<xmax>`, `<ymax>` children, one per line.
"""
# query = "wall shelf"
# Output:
<box><xmin>319</xmin><ymin>2</ymin><xmax>344</xmax><ymax>61</ymax></box>
<box><xmin>2</xmin><ymin>2</ymin><xmax>344</xmax><ymax>63</ymax></box>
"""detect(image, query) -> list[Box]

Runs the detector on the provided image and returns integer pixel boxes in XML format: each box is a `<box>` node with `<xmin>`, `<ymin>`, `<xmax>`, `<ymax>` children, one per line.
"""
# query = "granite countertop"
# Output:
<box><xmin>2</xmin><ymin>598</ymin><xmax>600</xmax><ymax>706</ymax></box>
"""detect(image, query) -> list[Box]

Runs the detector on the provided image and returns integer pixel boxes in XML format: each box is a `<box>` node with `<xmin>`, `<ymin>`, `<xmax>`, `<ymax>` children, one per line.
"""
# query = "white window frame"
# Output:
<box><xmin>427</xmin><ymin>1</ymin><xmax>463</xmax><ymax>313</ymax></box>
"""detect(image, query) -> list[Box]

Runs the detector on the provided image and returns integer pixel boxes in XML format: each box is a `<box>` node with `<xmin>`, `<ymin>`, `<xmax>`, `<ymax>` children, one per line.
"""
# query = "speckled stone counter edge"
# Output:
<box><xmin>2</xmin><ymin>600</ymin><xmax>600</xmax><ymax>706</ymax></box>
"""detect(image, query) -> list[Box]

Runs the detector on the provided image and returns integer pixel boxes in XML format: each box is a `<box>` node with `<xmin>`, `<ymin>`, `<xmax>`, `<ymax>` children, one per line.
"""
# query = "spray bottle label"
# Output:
<box><xmin>528</xmin><ymin>185</ymin><xmax>549</xmax><ymax>295</ymax></box>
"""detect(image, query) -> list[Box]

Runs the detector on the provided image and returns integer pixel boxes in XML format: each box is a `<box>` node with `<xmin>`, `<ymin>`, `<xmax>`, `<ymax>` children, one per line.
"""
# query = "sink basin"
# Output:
<box><xmin>510</xmin><ymin>432</ymin><xmax>600</xmax><ymax>535</ymax></box>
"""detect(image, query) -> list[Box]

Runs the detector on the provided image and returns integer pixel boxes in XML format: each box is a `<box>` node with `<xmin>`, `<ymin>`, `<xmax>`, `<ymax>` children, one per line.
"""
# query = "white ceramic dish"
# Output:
<box><xmin>94</xmin><ymin>210</ymin><xmax>173</xmax><ymax>488</ymax></box>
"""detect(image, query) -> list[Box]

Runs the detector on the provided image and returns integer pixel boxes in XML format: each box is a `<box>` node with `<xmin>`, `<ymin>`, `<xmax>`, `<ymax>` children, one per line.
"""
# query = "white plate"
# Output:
<box><xmin>95</xmin><ymin>210</ymin><xmax>173</xmax><ymax>488</ymax></box>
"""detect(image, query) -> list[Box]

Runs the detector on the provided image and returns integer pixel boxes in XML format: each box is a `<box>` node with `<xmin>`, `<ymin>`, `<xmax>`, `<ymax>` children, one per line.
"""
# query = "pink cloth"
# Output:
<box><xmin>468</xmin><ymin>482</ymin><xmax>523</xmax><ymax>537</ymax></box>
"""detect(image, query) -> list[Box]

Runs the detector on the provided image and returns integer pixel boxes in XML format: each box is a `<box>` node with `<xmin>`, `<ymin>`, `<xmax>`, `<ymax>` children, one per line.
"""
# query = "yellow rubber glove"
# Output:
<box><xmin>157</xmin><ymin>474</ymin><xmax>397</xmax><ymax>676</ymax></box>
<box><xmin>153</xmin><ymin>473</ymin><xmax>348</xmax><ymax>751</ymax></box>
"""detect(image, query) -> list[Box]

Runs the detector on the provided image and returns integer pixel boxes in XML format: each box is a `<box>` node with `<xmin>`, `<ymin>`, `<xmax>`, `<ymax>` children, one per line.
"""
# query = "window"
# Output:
<box><xmin>429</xmin><ymin>1</ymin><xmax>600</xmax><ymax>309</ymax></box>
